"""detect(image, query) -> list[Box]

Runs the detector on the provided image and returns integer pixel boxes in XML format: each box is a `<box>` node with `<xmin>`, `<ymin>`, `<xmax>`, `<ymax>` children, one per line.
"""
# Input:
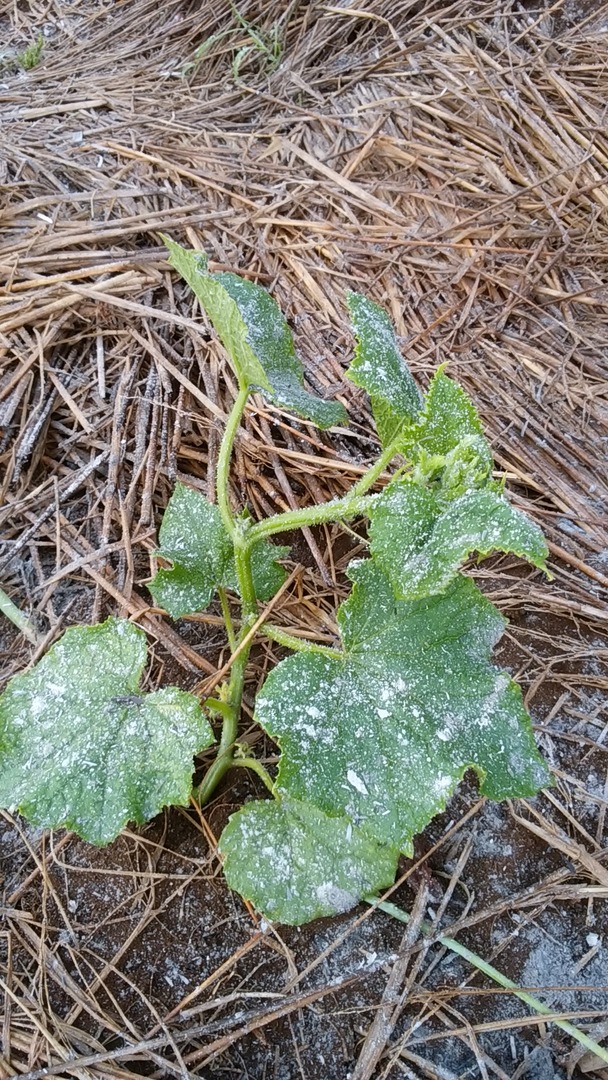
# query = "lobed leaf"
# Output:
<box><xmin>164</xmin><ymin>238</ymin><xmax>347</xmax><ymax>429</ymax></box>
<box><xmin>404</xmin><ymin>369</ymin><xmax>495</xmax><ymax>499</ymax></box>
<box><xmin>148</xmin><ymin>483</ymin><xmax>289</xmax><ymax>618</ymax></box>
<box><xmin>255</xmin><ymin>560</ymin><xmax>549</xmax><ymax>854</ymax></box>
<box><xmin>0</xmin><ymin>618</ymin><xmax>214</xmax><ymax>845</ymax></box>
<box><xmin>416</xmin><ymin>368</ymin><xmax>488</xmax><ymax>458</ymax></box>
<box><xmin>346</xmin><ymin>291</ymin><xmax>423</xmax><ymax>447</ymax></box>
<box><xmin>369</xmin><ymin>479</ymin><xmax>548</xmax><ymax>599</ymax></box>
<box><xmin>220</xmin><ymin>796</ymin><xmax>398</xmax><ymax>925</ymax></box>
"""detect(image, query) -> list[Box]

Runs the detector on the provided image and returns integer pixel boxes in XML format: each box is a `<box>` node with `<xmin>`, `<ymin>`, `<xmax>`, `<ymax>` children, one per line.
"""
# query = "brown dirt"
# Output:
<box><xmin>1</xmin><ymin>0</ymin><xmax>608</xmax><ymax>1077</ymax></box>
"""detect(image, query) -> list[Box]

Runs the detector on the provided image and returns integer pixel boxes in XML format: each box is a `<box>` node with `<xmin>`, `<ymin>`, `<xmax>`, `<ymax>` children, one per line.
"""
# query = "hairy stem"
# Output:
<box><xmin>263</xmin><ymin>623</ymin><xmax>342</xmax><ymax>658</ymax></box>
<box><xmin>196</xmin><ymin>651</ymin><xmax>246</xmax><ymax>806</ymax></box>
<box><xmin>248</xmin><ymin>493</ymin><xmax>373</xmax><ymax>543</ymax></box>
<box><xmin>248</xmin><ymin>434</ymin><xmax>404</xmax><ymax>544</ymax></box>
<box><xmin>199</xmin><ymin>539</ymin><xmax>259</xmax><ymax>801</ymax></box>
<box><xmin>233</xmin><ymin>542</ymin><xmax>257</xmax><ymax>618</ymax></box>
<box><xmin>368</xmin><ymin>898</ymin><xmax>608</xmax><ymax>1067</ymax></box>
<box><xmin>351</xmin><ymin>437</ymin><xmax>403</xmax><ymax>497</ymax></box>
<box><xmin>230</xmin><ymin>756</ymin><xmax>275</xmax><ymax>793</ymax></box>
<box><xmin>196</xmin><ymin>388</ymin><xmax>259</xmax><ymax>807</ymax></box>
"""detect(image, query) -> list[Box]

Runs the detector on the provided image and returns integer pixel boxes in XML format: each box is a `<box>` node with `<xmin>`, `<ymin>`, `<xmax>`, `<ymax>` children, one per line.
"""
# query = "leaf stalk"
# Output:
<box><xmin>247</xmin><ymin>433</ymin><xmax>404</xmax><ymax>545</ymax></box>
<box><xmin>202</xmin><ymin>697</ymin><xmax>233</xmax><ymax>719</ymax></box>
<box><xmin>248</xmin><ymin>492</ymin><xmax>373</xmax><ymax>543</ymax></box>
<box><xmin>217</xmin><ymin>586</ymin><xmax>237</xmax><ymax>652</ymax></box>
<box><xmin>351</xmin><ymin>436</ymin><xmax>403</xmax><ymax>497</ymax></box>
<box><xmin>263</xmin><ymin>623</ymin><xmax>343</xmax><ymax>659</ymax></box>
<box><xmin>216</xmin><ymin>386</ymin><xmax>250</xmax><ymax>540</ymax></box>
<box><xmin>230</xmin><ymin>756</ymin><xmax>275</xmax><ymax>793</ymax></box>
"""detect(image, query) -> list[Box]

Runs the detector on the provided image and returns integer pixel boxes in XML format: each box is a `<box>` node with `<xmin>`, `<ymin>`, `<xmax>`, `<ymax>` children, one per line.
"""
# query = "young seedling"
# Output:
<box><xmin>0</xmin><ymin>239</ymin><xmax>551</xmax><ymax>925</ymax></box>
<box><xmin>178</xmin><ymin>6</ymin><xmax>283</xmax><ymax>81</ymax></box>
<box><xmin>17</xmin><ymin>33</ymin><xmax>44</xmax><ymax>71</ymax></box>
<box><xmin>0</xmin><ymin>33</ymin><xmax>44</xmax><ymax>75</ymax></box>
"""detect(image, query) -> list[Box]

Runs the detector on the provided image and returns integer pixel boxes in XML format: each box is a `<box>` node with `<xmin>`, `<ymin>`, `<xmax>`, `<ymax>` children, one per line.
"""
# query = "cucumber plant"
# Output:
<box><xmin>0</xmin><ymin>240</ymin><xmax>551</xmax><ymax>925</ymax></box>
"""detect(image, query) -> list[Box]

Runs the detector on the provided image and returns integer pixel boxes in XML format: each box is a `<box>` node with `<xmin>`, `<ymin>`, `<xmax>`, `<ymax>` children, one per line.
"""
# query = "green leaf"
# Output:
<box><xmin>163</xmin><ymin>238</ymin><xmax>270</xmax><ymax>390</ymax></box>
<box><xmin>369</xmin><ymin>480</ymin><xmax>548</xmax><ymax>599</ymax></box>
<box><xmin>149</xmin><ymin>482</ymin><xmax>232</xmax><ymax>619</ymax></box>
<box><xmin>431</xmin><ymin>435</ymin><xmax>495</xmax><ymax>502</ymax></box>
<box><xmin>255</xmin><ymin>561</ymin><xmax>549</xmax><ymax>854</ymax></box>
<box><xmin>0</xmin><ymin>618</ymin><xmax>214</xmax><ymax>845</ymax></box>
<box><xmin>397</xmin><ymin>369</ymin><xmax>495</xmax><ymax>501</ymax></box>
<box><xmin>163</xmin><ymin>238</ymin><xmax>347</xmax><ymax>429</ymax></box>
<box><xmin>417</xmin><ymin>368</ymin><xmax>488</xmax><ymax>458</ymax></box>
<box><xmin>148</xmin><ymin>483</ymin><xmax>289</xmax><ymax>617</ymax></box>
<box><xmin>346</xmin><ymin>291</ymin><xmax>423</xmax><ymax>446</ymax></box>
<box><xmin>220</xmin><ymin>796</ymin><xmax>398</xmax><ymax>924</ymax></box>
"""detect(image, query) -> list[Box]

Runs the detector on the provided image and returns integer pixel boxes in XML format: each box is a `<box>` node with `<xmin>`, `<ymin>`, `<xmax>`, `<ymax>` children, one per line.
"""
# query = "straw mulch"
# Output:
<box><xmin>1</xmin><ymin>1</ymin><xmax>607</xmax><ymax>1077</ymax></box>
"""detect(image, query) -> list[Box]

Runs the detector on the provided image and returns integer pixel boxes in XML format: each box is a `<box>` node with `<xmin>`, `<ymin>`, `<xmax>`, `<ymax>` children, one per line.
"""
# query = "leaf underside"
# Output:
<box><xmin>163</xmin><ymin>237</ymin><xmax>347</xmax><ymax>429</ymax></box>
<box><xmin>0</xmin><ymin>618</ymin><xmax>214</xmax><ymax>844</ymax></box>
<box><xmin>254</xmin><ymin>560</ymin><xmax>549</xmax><ymax>855</ymax></box>
<box><xmin>220</xmin><ymin>797</ymin><xmax>398</xmax><ymax>925</ymax></box>
<box><xmin>148</xmin><ymin>482</ymin><xmax>289</xmax><ymax>618</ymax></box>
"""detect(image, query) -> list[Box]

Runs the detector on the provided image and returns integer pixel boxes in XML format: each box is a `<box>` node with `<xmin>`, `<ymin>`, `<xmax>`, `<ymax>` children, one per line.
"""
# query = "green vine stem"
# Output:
<box><xmin>216</xmin><ymin>385</ymin><xmax>250</xmax><ymax>540</ymax></box>
<box><xmin>351</xmin><ymin>436</ymin><xmax>404</xmax><ymax>497</ymax></box>
<box><xmin>0</xmin><ymin>586</ymin><xmax>40</xmax><ymax>645</ymax></box>
<box><xmin>230</xmin><ymin>756</ymin><xmax>275</xmax><ymax>793</ymax></box>
<box><xmin>248</xmin><ymin>431</ymin><xmax>405</xmax><ymax>545</ymax></box>
<box><xmin>195</xmin><ymin>662</ymin><xmax>243</xmax><ymax>805</ymax></box>
<box><xmin>263</xmin><ymin>623</ymin><xmax>343</xmax><ymax>659</ymax></box>
<box><xmin>217</xmin><ymin>586</ymin><xmax>237</xmax><ymax>652</ymax></box>
<box><xmin>233</xmin><ymin>541</ymin><xmax>257</xmax><ymax>618</ymax></box>
<box><xmin>248</xmin><ymin>492</ymin><xmax>374</xmax><ymax>544</ymax></box>
<box><xmin>195</xmin><ymin>747</ymin><xmax>233</xmax><ymax>806</ymax></box>
<box><xmin>196</xmin><ymin>581</ymin><xmax>265</xmax><ymax>806</ymax></box>
<box><xmin>196</xmin><ymin>387</ymin><xmax>262</xmax><ymax>806</ymax></box>
<box><xmin>370</xmin><ymin>897</ymin><xmax>608</xmax><ymax>1067</ymax></box>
